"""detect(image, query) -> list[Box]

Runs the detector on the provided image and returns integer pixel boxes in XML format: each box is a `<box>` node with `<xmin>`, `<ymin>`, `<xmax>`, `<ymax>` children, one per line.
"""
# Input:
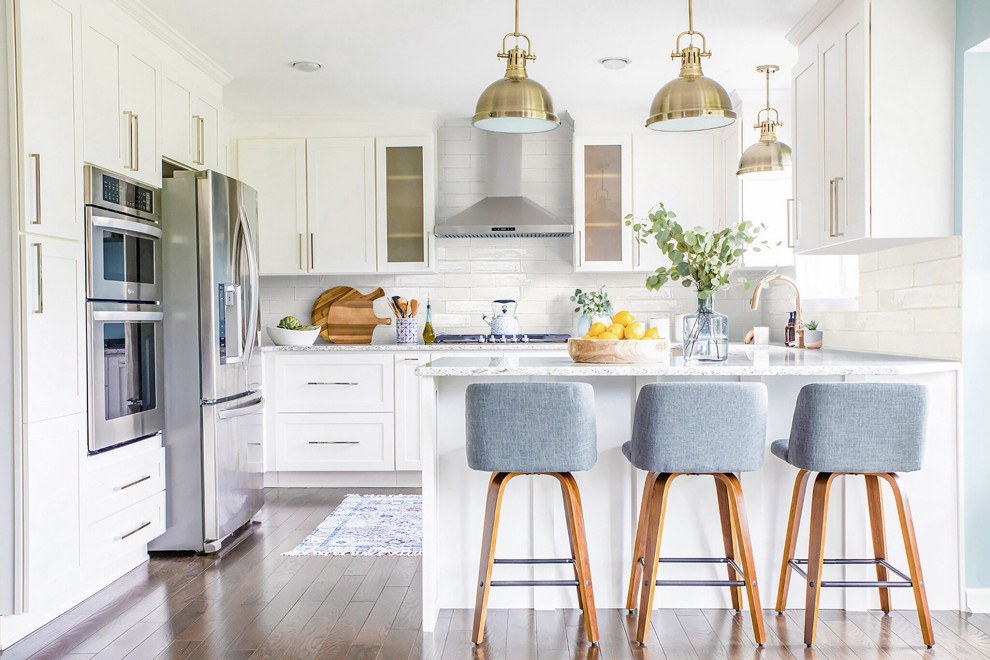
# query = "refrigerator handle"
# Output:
<box><xmin>237</xmin><ymin>203</ymin><xmax>260</xmax><ymax>368</ymax></box>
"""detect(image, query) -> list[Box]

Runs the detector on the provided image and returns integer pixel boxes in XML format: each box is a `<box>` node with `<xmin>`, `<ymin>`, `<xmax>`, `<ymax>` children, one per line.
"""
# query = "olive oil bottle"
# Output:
<box><xmin>422</xmin><ymin>296</ymin><xmax>435</xmax><ymax>344</ymax></box>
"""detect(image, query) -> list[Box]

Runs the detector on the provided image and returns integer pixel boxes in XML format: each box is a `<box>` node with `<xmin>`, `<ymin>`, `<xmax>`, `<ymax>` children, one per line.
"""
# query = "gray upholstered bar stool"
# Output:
<box><xmin>772</xmin><ymin>383</ymin><xmax>933</xmax><ymax>648</ymax></box>
<box><xmin>465</xmin><ymin>382</ymin><xmax>599</xmax><ymax>646</ymax></box>
<box><xmin>624</xmin><ymin>382</ymin><xmax>768</xmax><ymax>646</ymax></box>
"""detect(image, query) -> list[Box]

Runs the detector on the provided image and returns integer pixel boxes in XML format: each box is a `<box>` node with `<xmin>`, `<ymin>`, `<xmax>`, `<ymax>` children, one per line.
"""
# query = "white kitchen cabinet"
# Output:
<box><xmin>307</xmin><ymin>138</ymin><xmax>377</xmax><ymax>273</ymax></box>
<box><xmin>163</xmin><ymin>71</ymin><xmax>221</xmax><ymax>171</ymax></box>
<box><xmin>17</xmin><ymin>0</ymin><xmax>82</xmax><ymax>240</ymax></box>
<box><xmin>375</xmin><ymin>137</ymin><xmax>436</xmax><ymax>273</ymax></box>
<box><xmin>275</xmin><ymin>413</ymin><xmax>395</xmax><ymax>472</ymax></box>
<box><xmin>632</xmin><ymin>133</ymin><xmax>718</xmax><ymax>272</ymax></box>
<box><xmin>80</xmin><ymin>5</ymin><xmax>161</xmax><ymax>187</ymax></box>
<box><xmin>22</xmin><ymin>414</ymin><xmax>85</xmax><ymax>611</ymax></box>
<box><xmin>791</xmin><ymin>0</ymin><xmax>953</xmax><ymax>254</ymax></box>
<box><xmin>21</xmin><ymin>236</ymin><xmax>86</xmax><ymax>424</ymax></box>
<box><xmin>394</xmin><ymin>353</ymin><xmax>427</xmax><ymax>471</ymax></box>
<box><xmin>237</xmin><ymin>139</ymin><xmax>308</xmax><ymax>274</ymax></box>
<box><xmin>572</xmin><ymin>136</ymin><xmax>633</xmax><ymax>272</ymax></box>
<box><xmin>274</xmin><ymin>353</ymin><xmax>394</xmax><ymax>413</ymax></box>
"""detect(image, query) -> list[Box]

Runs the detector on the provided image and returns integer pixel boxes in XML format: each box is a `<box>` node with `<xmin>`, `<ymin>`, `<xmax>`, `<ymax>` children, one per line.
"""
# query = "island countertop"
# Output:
<box><xmin>415</xmin><ymin>344</ymin><xmax>960</xmax><ymax>377</ymax></box>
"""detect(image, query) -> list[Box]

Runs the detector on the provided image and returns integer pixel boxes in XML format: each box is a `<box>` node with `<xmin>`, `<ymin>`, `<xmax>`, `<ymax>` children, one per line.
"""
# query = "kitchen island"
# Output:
<box><xmin>415</xmin><ymin>346</ymin><xmax>961</xmax><ymax>631</ymax></box>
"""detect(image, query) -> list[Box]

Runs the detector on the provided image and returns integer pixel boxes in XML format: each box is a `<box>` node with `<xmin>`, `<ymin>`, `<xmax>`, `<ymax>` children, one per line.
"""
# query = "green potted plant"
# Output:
<box><xmin>803</xmin><ymin>320</ymin><xmax>823</xmax><ymax>349</ymax></box>
<box><xmin>626</xmin><ymin>203</ymin><xmax>773</xmax><ymax>361</ymax></box>
<box><xmin>571</xmin><ymin>286</ymin><xmax>614</xmax><ymax>337</ymax></box>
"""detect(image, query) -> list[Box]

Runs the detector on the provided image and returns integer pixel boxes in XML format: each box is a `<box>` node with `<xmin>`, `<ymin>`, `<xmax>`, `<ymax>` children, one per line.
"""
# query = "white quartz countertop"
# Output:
<box><xmin>415</xmin><ymin>344</ymin><xmax>959</xmax><ymax>376</ymax></box>
<box><xmin>260</xmin><ymin>342</ymin><xmax>569</xmax><ymax>352</ymax></box>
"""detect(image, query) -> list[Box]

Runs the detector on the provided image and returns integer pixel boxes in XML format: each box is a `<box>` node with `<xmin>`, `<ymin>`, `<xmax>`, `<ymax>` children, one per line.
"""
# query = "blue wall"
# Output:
<box><xmin>957</xmin><ymin>0</ymin><xmax>990</xmax><ymax>594</ymax></box>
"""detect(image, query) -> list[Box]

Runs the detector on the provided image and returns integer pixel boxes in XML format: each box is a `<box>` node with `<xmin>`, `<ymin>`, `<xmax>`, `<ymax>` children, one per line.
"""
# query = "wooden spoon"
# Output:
<box><xmin>397</xmin><ymin>297</ymin><xmax>408</xmax><ymax>318</ymax></box>
<box><xmin>409</xmin><ymin>299</ymin><xmax>419</xmax><ymax>318</ymax></box>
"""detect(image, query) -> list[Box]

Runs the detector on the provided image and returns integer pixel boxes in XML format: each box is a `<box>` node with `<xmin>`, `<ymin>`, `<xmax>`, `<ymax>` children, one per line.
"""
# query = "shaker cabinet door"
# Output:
<box><xmin>21</xmin><ymin>236</ymin><xmax>87</xmax><ymax>424</ymax></box>
<box><xmin>17</xmin><ymin>0</ymin><xmax>82</xmax><ymax>240</ymax></box>
<box><xmin>121</xmin><ymin>45</ymin><xmax>161</xmax><ymax>187</ymax></box>
<box><xmin>162</xmin><ymin>76</ymin><xmax>194</xmax><ymax>165</ymax></box>
<box><xmin>306</xmin><ymin>138</ymin><xmax>377</xmax><ymax>273</ymax></box>
<box><xmin>237</xmin><ymin>139</ymin><xmax>309</xmax><ymax>275</ymax></box>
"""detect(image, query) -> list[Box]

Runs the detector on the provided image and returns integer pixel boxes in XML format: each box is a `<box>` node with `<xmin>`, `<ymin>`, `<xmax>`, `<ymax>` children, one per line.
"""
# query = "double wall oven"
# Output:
<box><xmin>85</xmin><ymin>166</ymin><xmax>164</xmax><ymax>453</ymax></box>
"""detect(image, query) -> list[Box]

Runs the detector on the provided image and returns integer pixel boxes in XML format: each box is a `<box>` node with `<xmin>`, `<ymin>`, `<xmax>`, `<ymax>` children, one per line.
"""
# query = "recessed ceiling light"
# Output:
<box><xmin>291</xmin><ymin>61</ymin><xmax>323</xmax><ymax>73</ymax></box>
<box><xmin>598</xmin><ymin>57</ymin><xmax>631</xmax><ymax>70</ymax></box>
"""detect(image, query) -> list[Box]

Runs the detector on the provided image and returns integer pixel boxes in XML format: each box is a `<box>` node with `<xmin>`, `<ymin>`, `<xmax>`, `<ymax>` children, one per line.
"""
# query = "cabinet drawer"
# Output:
<box><xmin>83</xmin><ymin>436</ymin><xmax>165</xmax><ymax>523</ymax></box>
<box><xmin>84</xmin><ymin>490</ymin><xmax>165</xmax><ymax>565</ymax></box>
<box><xmin>276</xmin><ymin>413</ymin><xmax>394</xmax><ymax>471</ymax></box>
<box><xmin>275</xmin><ymin>354</ymin><xmax>393</xmax><ymax>413</ymax></box>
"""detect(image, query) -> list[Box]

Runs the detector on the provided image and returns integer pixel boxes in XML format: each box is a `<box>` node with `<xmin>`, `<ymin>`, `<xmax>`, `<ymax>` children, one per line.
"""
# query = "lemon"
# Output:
<box><xmin>607</xmin><ymin>323</ymin><xmax>625</xmax><ymax>339</ymax></box>
<box><xmin>625</xmin><ymin>322</ymin><xmax>646</xmax><ymax>340</ymax></box>
<box><xmin>581</xmin><ymin>332</ymin><xmax>594</xmax><ymax>339</ymax></box>
<box><xmin>612</xmin><ymin>311</ymin><xmax>635</xmax><ymax>327</ymax></box>
<box><xmin>644</xmin><ymin>327</ymin><xmax>660</xmax><ymax>340</ymax></box>
<box><xmin>598</xmin><ymin>331</ymin><xmax>619</xmax><ymax>340</ymax></box>
<box><xmin>588</xmin><ymin>322</ymin><xmax>608</xmax><ymax>336</ymax></box>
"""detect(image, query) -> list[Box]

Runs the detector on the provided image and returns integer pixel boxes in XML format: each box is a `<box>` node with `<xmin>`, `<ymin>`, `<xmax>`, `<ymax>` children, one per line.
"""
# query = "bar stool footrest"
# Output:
<box><xmin>489</xmin><ymin>580</ymin><xmax>580</xmax><ymax>587</ymax></box>
<box><xmin>494</xmin><ymin>558</ymin><xmax>576</xmax><ymax>565</ymax></box>
<box><xmin>787</xmin><ymin>558</ymin><xmax>913</xmax><ymax>587</ymax></box>
<box><xmin>656</xmin><ymin>579</ymin><xmax>746</xmax><ymax>587</ymax></box>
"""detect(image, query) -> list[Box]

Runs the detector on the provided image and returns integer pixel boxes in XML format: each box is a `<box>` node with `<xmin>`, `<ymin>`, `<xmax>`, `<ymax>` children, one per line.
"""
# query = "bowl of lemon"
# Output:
<box><xmin>568</xmin><ymin>311</ymin><xmax>670</xmax><ymax>364</ymax></box>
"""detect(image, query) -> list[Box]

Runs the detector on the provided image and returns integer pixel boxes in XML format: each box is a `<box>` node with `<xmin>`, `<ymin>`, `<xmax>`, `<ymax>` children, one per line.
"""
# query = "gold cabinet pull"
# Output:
<box><xmin>132</xmin><ymin>113</ymin><xmax>139</xmax><ymax>172</ymax></box>
<box><xmin>29</xmin><ymin>153</ymin><xmax>41</xmax><ymax>224</ymax></box>
<box><xmin>123</xmin><ymin>111</ymin><xmax>134</xmax><ymax>170</ymax></box>
<box><xmin>33</xmin><ymin>242</ymin><xmax>43</xmax><ymax>314</ymax></box>
<box><xmin>833</xmin><ymin>176</ymin><xmax>844</xmax><ymax>237</ymax></box>
<box><xmin>192</xmin><ymin>115</ymin><xmax>204</xmax><ymax>165</ymax></box>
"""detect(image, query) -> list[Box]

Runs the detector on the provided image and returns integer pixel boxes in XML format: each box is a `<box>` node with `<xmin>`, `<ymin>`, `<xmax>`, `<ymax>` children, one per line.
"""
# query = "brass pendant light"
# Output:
<box><xmin>646</xmin><ymin>0</ymin><xmax>736</xmax><ymax>132</ymax></box>
<box><xmin>736</xmin><ymin>65</ymin><xmax>792</xmax><ymax>179</ymax></box>
<box><xmin>472</xmin><ymin>0</ymin><xmax>560</xmax><ymax>134</ymax></box>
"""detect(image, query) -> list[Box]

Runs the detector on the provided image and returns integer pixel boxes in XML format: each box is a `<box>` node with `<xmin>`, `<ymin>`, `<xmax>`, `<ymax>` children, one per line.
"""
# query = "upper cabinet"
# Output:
<box><xmin>162</xmin><ymin>63</ymin><xmax>222</xmax><ymax>171</ymax></box>
<box><xmin>238</xmin><ymin>139</ymin><xmax>308</xmax><ymax>274</ymax></box>
<box><xmin>376</xmin><ymin>137</ymin><xmax>436</xmax><ymax>273</ymax></box>
<box><xmin>573</xmin><ymin>137</ymin><xmax>632</xmax><ymax>272</ymax></box>
<box><xmin>81</xmin><ymin>5</ymin><xmax>161</xmax><ymax>187</ymax></box>
<box><xmin>791</xmin><ymin>0</ymin><xmax>954</xmax><ymax>254</ymax></box>
<box><xmin>237</xmin><ymin>135</ymin><xmax>436</xmax><ymax>276</ymax></box>
<box><xmin>16</xmin><ymin>0</ymin><xmax>83</xmax><ymax>240</ymax></box>
<box><xmin>573</xmin><ymin>129</ymin><xmax>739</xmax><ymax>273</ymax></box>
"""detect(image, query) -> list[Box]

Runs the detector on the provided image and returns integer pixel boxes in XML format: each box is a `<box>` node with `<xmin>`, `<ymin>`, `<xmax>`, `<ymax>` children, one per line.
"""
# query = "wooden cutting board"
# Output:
<box><xmin>311</xmin><ymin>287</ymin><xmax>392</xmax><ymax>344</ymax></box>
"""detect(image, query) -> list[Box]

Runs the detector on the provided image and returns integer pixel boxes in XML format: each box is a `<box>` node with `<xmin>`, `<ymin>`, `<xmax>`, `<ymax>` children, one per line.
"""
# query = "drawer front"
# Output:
<box><xmin>275</xmin><ymin>354</ymin><xmax>393</xmax><ymax>413</ymax></box>
<box><xmin>83</xmin><ymin>437</ymin><xmax>165</xmax><ymax>523</ymax></box>
<box><xmin>84</xmin><ymin>490</ymin><xmax>166</xmax><ymax>565</ymax></box>
<box><xmin>276</xmin><ymin>413</ymin><xmax>394</xmax><ymax>471</ymax></box>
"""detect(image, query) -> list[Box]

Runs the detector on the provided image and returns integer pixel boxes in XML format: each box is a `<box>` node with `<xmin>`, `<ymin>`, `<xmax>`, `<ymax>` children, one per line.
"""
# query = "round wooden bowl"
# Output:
<box><xmin>567</xmin><ymin>338</ymin><xmax>671</xmax><ymax>364</ymax></box>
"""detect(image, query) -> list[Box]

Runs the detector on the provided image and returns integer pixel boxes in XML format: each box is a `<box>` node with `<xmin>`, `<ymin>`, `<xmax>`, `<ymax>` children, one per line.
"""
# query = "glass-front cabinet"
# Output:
<box><xmin>573</xmin><ymin>136</ymin><xmax>632</xmax><ymax>272</ymax></box>
<box><xmin>375</xmin><ymin>137</ymin><xmax>436</xmax><ymax>272</ymax></box>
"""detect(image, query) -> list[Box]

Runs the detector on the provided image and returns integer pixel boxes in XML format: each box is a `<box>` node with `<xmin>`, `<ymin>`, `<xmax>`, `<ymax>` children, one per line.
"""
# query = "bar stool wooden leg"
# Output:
<box><xmin>556</xmin><ymin>473</ymin><xmax>585</xmax><ymax>614</ymax></box>
<box><xmin>635</xmin><ymin>473</ymin><xmax>679</xmax><ymax>644</ymax></box>
<box><xmin>626</xmin><ymin>472</ymin><xmax>658</xmax><ymax>612</ymax></box>
<box><xmin>717</xmin><ymin>473</ymin><xmax>766</xmax><ymax>645</ymax></box>
<box><xmin>473</xmin><ymin>471</ymin><xmax>517</xmax><ymax>645</ymax></box>
<box><xmin>879</xmin><ymin>473</ymin><xmax>935</xmax><ymax>648</ymax></box>
<box><xmin>556</xmin><ymin>472</ymin><xmax>600</xmax><ymax>644</ymax></box>
<box><xmin>715</xmin><ymin>475</ymin><xmax>743</xmax><ymax>612</ymax></box>
<box><xmin>804</xmin><ymin>472</ymin><xmax>837</xmax><ymax>646</ymax></box>
<box><xmin>776</xmin><ymin>469</ymin><xmax>811</xmax><ymax>614</ymax></box>
<box><xmin>864</xmin><ymin>474</ymin><xmax>891</xmax><ymax>614</ymax></box>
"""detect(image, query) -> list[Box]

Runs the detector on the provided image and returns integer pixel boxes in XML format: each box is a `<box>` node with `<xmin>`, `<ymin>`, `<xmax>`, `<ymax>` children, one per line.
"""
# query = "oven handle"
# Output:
<box><xmin>89</xmin><ymin>214</ymin><xmax>163</xmax><ymax>239</ymax></box>
<box><xmin>91</xmin><ymin>310</ymin><xmax>163</xmax><ymax>322</ymax></box>
<box><xmin>218</xmin><ymin>398</ymin><xmax>265</xmax><ymax>420</ymax></box>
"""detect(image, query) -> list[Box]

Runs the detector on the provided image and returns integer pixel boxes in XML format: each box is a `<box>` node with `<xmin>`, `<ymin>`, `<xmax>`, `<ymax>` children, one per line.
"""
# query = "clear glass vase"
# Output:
<box><xmin>683</xmin><ymin>295</ymin><xmax>729</xmax><ymax>361</ymax></box>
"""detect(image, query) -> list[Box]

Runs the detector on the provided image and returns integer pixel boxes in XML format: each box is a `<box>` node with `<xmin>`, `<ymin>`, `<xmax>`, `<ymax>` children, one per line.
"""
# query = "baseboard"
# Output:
<box><xmin>0</xmin><ymin>550</ymin><xmax>148</xmax><ymax>649</ymax></box>
<box><xmin>266</xmin><ymin>471</ymin><xmax>423</xmax><ymax>488</ymax></box>
<box><xmin>966</xmin><ymin>588</ymin><xmax>990</xmax><ymax>613</ymax></box>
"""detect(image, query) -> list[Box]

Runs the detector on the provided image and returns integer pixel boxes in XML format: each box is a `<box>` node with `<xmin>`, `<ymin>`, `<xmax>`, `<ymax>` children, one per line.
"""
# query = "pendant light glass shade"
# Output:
<box><xmin>737</xmin><ymin>65</ymin><xmax>792</xmax><ymax>179</ymax></box>
<box><xmin>473</xmin><ymin>0</ymin><xmax>559</xmax><ymax>134</ymax></box>
<box><xmin>646</xmin><ymin>0</ymin><xmax>736</xmax><ymax>132</ymax></box>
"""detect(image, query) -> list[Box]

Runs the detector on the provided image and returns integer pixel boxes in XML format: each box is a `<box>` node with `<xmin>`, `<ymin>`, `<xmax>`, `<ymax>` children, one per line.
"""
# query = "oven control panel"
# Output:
<box><xmin>102</xmin><ymin>175</ymin><xmax>155</xmax><ymax>214</ymax></box>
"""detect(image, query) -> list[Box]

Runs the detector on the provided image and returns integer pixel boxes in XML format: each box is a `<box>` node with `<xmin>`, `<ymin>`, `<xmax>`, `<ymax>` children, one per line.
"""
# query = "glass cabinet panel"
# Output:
<box><xmin>583</xmin><ymin>144</ymin><xmax>623</xmax><ymax>263</ymax></box>
<box><xmin>384</xmin><ymin>145</ymin><xmax>425</xmax><ymax>264</ymax></box>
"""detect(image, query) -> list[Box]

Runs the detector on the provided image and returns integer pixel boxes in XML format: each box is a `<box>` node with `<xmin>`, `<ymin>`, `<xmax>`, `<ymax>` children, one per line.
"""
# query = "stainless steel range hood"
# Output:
<box><xmin>435</xmin><ymin>131</ymin><xmax>573</xmax><ymax>238</ymax></box>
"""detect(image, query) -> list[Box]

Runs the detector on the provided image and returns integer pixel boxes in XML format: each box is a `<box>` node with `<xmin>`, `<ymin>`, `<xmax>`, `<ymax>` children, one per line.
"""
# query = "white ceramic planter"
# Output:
<box><xmin>805</xmin><ymin>329</ymin><xmax>824</xmax><ymax>349</ymax></box>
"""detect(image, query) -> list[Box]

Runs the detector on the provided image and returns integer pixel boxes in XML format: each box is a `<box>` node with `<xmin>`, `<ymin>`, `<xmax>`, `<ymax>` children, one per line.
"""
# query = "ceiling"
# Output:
<box><xmin>141</xmin><ymin>0</ymin><xmax>816</xmax><ymax>119</ymax></box>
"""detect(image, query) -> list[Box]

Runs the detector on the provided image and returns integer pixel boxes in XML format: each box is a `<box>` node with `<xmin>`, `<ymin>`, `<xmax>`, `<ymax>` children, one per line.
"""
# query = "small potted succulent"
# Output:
<box><xmin>571</xmin><ymin>286</ymin><xmax>614</xmax><ymax>337</ymax></box>
<box><xmin>803</xmin><ymin>320</ymin><xmax>823</xmax><ymax>349</ymax></box>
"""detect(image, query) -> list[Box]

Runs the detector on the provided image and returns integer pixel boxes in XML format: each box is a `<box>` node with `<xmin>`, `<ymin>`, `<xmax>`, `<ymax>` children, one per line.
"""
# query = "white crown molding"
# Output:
<box><xmin>108</xmin><ymin>0</ymin><xmax>233</xmax><ymax>85</ymax></box>
<box><xmin>786</xmin><ymin>0</ymin><xmax>845</xmax><ymax>45</ymax></box>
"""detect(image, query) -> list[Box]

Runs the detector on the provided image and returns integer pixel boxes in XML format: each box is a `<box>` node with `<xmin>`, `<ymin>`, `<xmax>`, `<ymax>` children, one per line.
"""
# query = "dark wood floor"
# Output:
<box><xmin>2</xmin><ymin>487</ymin><xmax>990</xmax><ymax>659</ymax></box>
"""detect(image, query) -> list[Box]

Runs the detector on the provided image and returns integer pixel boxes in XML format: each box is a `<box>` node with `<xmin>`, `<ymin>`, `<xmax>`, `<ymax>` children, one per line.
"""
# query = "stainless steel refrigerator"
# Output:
<box><xmin>151</xmin><ymin>170</ymin><xmax>264</xmax><ymax>553</ymax></box>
